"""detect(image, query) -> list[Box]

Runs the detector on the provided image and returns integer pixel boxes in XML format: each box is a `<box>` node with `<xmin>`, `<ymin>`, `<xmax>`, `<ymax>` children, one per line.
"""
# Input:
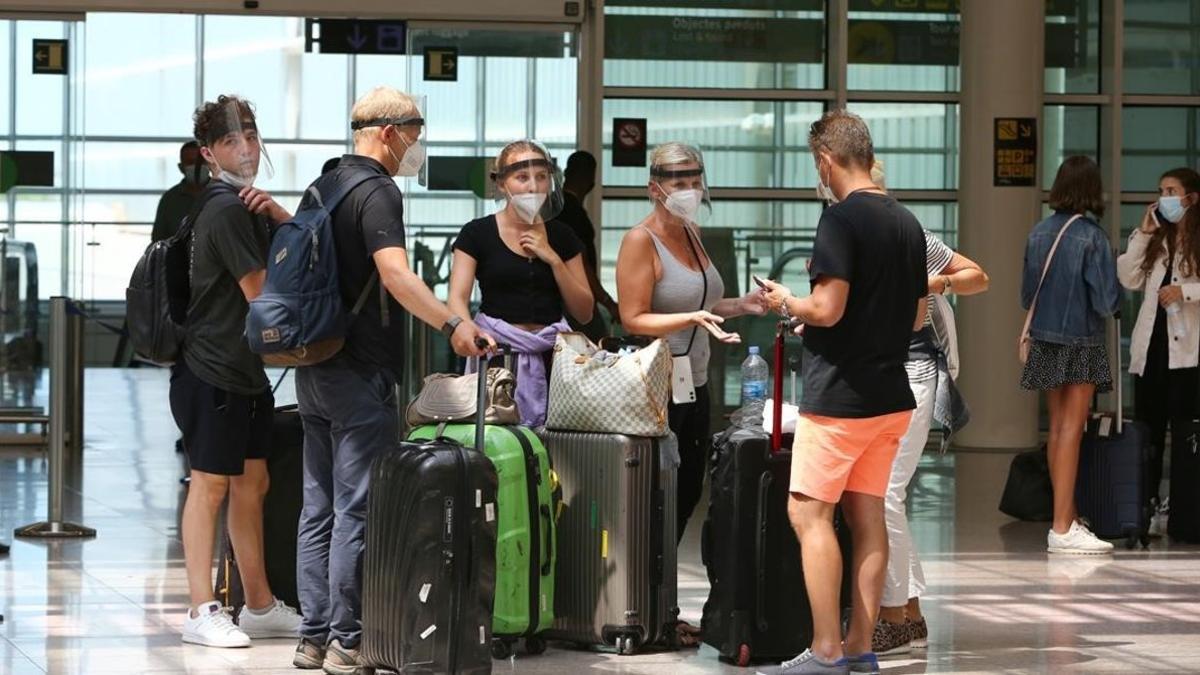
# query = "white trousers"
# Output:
<box><xmin>882</xmin><ymin>374</ymin><xmax>937</xmax><ymax>608</ymax></box>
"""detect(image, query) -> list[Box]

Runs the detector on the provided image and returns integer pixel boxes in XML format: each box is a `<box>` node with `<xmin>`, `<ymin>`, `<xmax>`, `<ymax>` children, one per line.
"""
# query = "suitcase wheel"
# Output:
<box><xmin>614</xmin><ymin>634</ymin><xmax>639</xmax><ymax>656</ymax></box>
<box><xmin>491</xmin><ymin>638</ymin><xmax>514</xmax><ymax>660</ymax></box>
<box><xmin>736</xmin><ymin>643</ymin><xmax>751</xmax><ymax>667</ymax></box>
<box><xmin>525</xmin><ymin>636</ymin><xmax>547</xmax><ymax>656</ymax></box>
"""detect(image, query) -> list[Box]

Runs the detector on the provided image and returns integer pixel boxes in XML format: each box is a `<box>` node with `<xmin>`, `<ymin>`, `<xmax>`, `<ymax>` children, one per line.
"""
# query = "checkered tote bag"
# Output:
<box><xmin>545</xmin><ymin>332</ymin><xmax>671</xmax><ymax>437</ymax></box>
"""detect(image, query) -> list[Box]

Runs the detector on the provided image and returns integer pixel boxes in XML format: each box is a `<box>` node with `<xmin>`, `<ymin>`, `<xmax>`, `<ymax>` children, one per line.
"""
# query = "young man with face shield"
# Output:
<box><xmin>151</xmin><ymin>141</ymin><xmax>209</xmax><ymax>243</ymax></box>
<box><xmin>292</xmin><ymin>86</ymin><xmax>493</xmax><ymax>675</ymax></box>
<box><xmin>1118</xmin><ymin>167</ymin><xmax>1200</xmax><ymax>536</ymax></box>
<box><xmin>756</xmin><ymin>111</ymin><xmax>928</xmax><ymax>675</ymax></box>
<box><xmin>174</xmin><ymin>95</ymin><xmax>301</xmax><ymax>648</ymax></box>
<box><xmin>615</xmin><ymin>142</ymin><xmax>766</xmax><ymax>646</ymax></box>
<box><xmin>448</xmin><ymin>139</ymin><xmax>593</xmax><ymax>428</ymax></box>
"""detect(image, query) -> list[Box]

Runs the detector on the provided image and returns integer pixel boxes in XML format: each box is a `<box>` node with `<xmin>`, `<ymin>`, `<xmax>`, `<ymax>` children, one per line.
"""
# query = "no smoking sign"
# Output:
<box><xmin>612</xmin><ymin>117</ymin><xmax>647</xmax><ymax>167</ymax></box>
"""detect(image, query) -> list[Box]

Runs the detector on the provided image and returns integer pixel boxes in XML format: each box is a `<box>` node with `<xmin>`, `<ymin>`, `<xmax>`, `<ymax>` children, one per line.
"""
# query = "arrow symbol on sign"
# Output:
<box><xmin>35</xmin><ymin>49</ymin><xmax>46</xmax><ymax>63</ymax></box>
<box><xmin>347</xmin><ymin>24</ymin><xmax>368</xmax><ymax>51</ymax></box>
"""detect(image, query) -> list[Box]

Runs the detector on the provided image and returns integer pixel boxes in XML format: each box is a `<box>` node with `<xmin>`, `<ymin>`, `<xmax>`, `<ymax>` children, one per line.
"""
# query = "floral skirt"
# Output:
<box><xmin>1020</xmin><ymin>339</ymin><xmax>1113</xmax><ymax>392</ymax></box>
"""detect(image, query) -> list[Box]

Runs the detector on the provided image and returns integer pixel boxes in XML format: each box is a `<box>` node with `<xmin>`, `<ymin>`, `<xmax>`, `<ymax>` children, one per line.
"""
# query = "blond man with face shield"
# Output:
<box><xmin>292</xmin><ymin>86</ymin><xmax>493</xmax><ymax>675</ymax></box>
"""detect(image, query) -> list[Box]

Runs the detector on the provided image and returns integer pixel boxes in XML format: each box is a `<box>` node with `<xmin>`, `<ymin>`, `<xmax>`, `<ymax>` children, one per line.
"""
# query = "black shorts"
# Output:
<box><xmin>170</xmin><ymin>362</ymin><xmax>273</xmax><ymax>476</ymax></box>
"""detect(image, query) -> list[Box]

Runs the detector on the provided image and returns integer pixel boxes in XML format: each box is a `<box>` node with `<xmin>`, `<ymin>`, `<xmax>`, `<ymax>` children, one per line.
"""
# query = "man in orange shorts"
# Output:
<box><xmin>758</xmin><ymin>110</ymin><xmax>928</xmax><ymax>675</ymax></box>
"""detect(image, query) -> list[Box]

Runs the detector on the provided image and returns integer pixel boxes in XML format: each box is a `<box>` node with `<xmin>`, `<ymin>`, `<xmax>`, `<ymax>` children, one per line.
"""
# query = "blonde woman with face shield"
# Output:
<box><xmin>449</xmin><ymin>140</ymin><xmax>593</xmax><ymax>429</ymax></box>
<box><xmin>615</xmin><ymin>142</ymin><xmax>766</xmax><ymax>645</ymax></box>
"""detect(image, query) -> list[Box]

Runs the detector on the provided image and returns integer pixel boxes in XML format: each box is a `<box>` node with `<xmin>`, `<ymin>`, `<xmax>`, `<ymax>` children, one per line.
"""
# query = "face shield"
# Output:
<box><xmin>202</xmin><ymin>98</ymin><xmax>273</xmax><ymax>190</ymax></box>
<box><xmin>650</xmin><ymin>157</ymin><xmax>711</xmax><ymax>225</ymax></box>
<box><xmin>491</xmin><ymin>140</ymin><xmax>564</xmax><ymax>224</ymax></box>
<box><xmin>350</xmin><ymin>95</ymin><xmax>427</xmax><ymax>184</ymax></box>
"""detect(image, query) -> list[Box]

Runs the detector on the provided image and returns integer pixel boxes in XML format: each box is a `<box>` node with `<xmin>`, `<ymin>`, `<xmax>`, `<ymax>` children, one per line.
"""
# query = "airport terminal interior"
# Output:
<box><xmin>1</xmin><ymin>0</ymin><xmax>1200</xmax><ymax>673</ymax></box>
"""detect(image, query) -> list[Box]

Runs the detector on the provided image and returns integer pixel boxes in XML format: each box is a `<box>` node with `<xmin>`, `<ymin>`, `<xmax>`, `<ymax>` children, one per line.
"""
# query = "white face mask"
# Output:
<box><xmin>388</xmin><ymin>135</ymin><xmax>426</xmax><ymax>178</ymax></box>
<box><xmin>663</xmin><ymin>188</ymin><xmax>704</xmax><ymax>223</ymax></box>
<box><xmin>816</xmin><ymin>160</ymin><xmax>838</xmax><ymax>205</ymax></box>
<box><xmin>217</xmin><ymin>167</ymin><xmax>255</xmax><ymax>189</ymax></box>
<box><xmin>509</xmin><ymin>192</ymin><xmax>548</xmax><ymax>224</ymax></box>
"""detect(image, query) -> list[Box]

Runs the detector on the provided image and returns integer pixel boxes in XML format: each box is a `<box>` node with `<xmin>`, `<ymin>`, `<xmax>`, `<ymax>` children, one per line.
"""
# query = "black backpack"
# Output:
<box><xmin>125</xmin><ymin>193</ymin><xmax>213</xmax><ymax>364</ymax></box>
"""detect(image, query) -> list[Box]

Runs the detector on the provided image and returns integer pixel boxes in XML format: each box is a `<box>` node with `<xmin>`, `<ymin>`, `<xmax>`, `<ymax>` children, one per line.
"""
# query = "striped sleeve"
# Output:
<box><xmin>925</xmin><ymin>230</ymin><xmax>954</xmax><ymax>276</ymax></box>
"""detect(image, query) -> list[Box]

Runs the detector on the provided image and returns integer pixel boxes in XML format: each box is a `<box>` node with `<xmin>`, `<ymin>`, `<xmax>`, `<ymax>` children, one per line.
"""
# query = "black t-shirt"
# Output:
<box><xmin>453</xmin><ymin>215</ymin><xmax>583</xmax><ymax>325</ymax></box>
<box><xmin>182</xmin><ymin>181</ymin><xmax>270</xmax><ymax>395</ymax></box>
<box><xmin>557</xmin><ymin>192</ymin><xmax>597</xmax><ymax>271</ymax></box>
<box><xmin>801</xmin><ymin>192</ymin><xmax>928</xmax><ymax>418</ymax></box>
<box><xmin>323</xmin><ymin>154</ymin><xmax>408</xmax><ymax>376</ymax></box>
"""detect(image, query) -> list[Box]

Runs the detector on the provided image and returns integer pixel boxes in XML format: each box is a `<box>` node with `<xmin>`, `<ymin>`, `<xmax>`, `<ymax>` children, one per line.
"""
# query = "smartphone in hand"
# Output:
<box><xmin>752</xmin><ymin>274</ymin><xmax>768</xmax><ymax>289</ymax></box>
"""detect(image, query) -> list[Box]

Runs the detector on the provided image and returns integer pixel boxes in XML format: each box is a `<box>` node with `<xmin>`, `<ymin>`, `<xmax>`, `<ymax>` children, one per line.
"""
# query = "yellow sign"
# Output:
<box><xmin>32</xmin><ymin>39</ymin><xmax>68</xmax><ymax>75</ymax></box>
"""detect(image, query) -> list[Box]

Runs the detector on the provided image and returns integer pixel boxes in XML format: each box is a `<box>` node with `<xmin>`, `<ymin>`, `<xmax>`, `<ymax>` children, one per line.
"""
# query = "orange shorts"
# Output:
<box><xmin>789</xmin><ymin>410</ymin><xmax>913</xmax><ymax>503</ymax></box>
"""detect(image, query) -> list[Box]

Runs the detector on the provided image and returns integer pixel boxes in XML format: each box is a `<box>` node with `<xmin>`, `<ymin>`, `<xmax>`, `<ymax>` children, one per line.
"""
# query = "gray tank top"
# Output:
<box><xmin>644</xmin><ymin>227</ymin><xmax>725</xmax><ymax>388</ymax></box>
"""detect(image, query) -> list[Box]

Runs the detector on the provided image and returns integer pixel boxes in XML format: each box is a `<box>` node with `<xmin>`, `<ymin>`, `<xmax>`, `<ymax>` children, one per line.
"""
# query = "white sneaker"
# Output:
<box><xmin>1149</xmin><ymin>499</ymin><xmax>1169</xmax><ymax>538</ymax></box>
<box><xmin>182</xmin><ymin>601</ymin><xmax>251</xmax><ymax>648</ymax></box>
<box><xmin>1047</xmin><ymin>520</ymin><xmax>1115</xmax><ymax>555</ymax></box>
<box><xmin>237</xmin><ymin>598</ymin><xmax>302</xmax><ymax>639</ymax></box>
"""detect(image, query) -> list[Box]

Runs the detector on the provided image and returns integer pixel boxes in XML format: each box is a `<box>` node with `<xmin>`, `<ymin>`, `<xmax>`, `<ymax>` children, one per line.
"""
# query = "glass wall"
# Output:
<box><xmin>2</xmin><ymin>14</ymin><xmax>576</xmax><ymax>304</ymax></box>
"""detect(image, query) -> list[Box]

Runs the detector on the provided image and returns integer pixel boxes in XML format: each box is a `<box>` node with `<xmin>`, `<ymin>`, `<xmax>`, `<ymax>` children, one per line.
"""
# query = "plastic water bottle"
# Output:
<box><xmin>734</xmin><ymin>346</ymin><xmax>769</xmax><ymax>430</ymax></box>
<box><xmin>1167</xmin><ymin>302</ymin><xmax>1186</xmax><ymax>341</ymax></box>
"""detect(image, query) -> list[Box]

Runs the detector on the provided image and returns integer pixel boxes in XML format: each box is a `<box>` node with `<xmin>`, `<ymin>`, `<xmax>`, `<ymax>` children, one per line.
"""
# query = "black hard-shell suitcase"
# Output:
<box><xmin>1168</xmin><ymin>417</ymin><xmax>1200</xmax><ymax>542</ymax></box>
<box><xmin>539</xmin><ymin>430</ymin><xmax>678</xmax><ymax>655</ymax></box>
<box><xmin>361</xmin><ymin>351</ymin><xmax>499</xmax><ymax>675</ymax></box>
<box><xmin>1075</xmin><ymin>318</ymin><xmax>1152</xmax><ymax>549</ymax></box>
<box><xmin>701</xmin><ymin>322</ymin><xmax>851</xmax><ymax>667</ymax></box>
<box><xmin>216</xmin><ymin>373</ymin><xmax>303</xmax><ymax>614</ymax></box>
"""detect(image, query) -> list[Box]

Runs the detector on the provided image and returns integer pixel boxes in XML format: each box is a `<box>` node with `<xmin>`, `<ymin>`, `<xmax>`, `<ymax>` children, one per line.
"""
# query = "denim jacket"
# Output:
<box><xmin>1020</xmin><ymin>211</ymin><xmax>1120</xmax><ymax>346</ymax></box>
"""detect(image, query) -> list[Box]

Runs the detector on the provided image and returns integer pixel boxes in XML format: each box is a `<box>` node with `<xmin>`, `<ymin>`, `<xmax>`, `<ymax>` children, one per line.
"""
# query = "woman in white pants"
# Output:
<box><xmin>869</xmin><ymin>164</ymin><xmax>990</xmax><ymax>656</ymax></box>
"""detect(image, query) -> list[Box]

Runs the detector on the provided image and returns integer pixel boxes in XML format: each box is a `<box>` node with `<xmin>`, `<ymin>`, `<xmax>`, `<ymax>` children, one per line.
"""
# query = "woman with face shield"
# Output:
<box><xmin>1117</xmin><ymin>167</ymin><xmax>1200</xmax><ymax>537</ymax></box>
<box><xmin>448</xmin><ymin>140</ymin><xmax>593</xmax><ymax>429</ymax></box>
<box><xmin>614</xmin><ymin>142</ymin><xmax>766</xmax><ymax>645</ymax></box>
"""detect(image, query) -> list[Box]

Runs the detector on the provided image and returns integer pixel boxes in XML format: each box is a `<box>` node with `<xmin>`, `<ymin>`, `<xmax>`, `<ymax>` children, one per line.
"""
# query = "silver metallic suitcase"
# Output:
<box><xmin>541</xmin><ymin>430</ymin><xmax>680</xmax><ymax>654</ymax></box>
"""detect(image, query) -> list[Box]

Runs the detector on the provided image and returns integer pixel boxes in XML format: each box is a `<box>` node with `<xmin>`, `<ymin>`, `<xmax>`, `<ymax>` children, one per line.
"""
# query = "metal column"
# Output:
<box><xmin>14</xmin><ymin>296</ymin><xmax>95</xmax><ymax>539</ymax></box>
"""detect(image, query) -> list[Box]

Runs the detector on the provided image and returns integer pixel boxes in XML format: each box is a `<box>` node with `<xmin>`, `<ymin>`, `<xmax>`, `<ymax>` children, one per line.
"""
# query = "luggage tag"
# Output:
<box><xmin>671</xmin><ymin>355</ymin><xmax>696</xmax><ymax>405</ymax></box>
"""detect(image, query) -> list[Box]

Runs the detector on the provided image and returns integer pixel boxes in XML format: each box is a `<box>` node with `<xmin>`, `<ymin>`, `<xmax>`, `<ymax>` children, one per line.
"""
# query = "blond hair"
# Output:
<box><xmin>351</xmin><ymin>86</ymin><xmax>420</xmax><ymax>143</ymax></box>
<box><xmin>650</xmin><ymin>142</ymin><xmax>704</xmax><ymax>171</ymax></box>
<box><xmin>871</xmin><ymin>159</ymin><xmax>886</xmax><ymax>191</ymax></box>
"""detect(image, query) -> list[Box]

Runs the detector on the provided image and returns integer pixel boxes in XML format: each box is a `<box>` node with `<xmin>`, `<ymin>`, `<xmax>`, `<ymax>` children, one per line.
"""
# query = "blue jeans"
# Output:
<box><xmin>295</xmin><ymin>358</ymin><xmax>396</xmax><ymax>649</ymax></box>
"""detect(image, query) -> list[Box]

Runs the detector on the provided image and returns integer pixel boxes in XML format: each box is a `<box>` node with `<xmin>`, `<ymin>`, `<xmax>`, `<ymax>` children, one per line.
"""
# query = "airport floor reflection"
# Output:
<box><xmin>1</xmin><ymin>369</ymin><xmax>1198</xmax><ymax>674</ymax></box>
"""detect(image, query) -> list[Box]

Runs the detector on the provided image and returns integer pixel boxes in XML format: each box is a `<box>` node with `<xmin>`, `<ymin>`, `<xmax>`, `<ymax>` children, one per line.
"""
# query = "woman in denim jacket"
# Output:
<box><xmin>1020</xmin><ymin>155</ymin><xmax>1121</xmax><ymax>555</ymax></box>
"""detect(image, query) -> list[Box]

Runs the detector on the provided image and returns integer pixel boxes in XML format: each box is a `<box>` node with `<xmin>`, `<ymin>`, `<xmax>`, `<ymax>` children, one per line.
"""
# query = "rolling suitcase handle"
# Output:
<box><xmin>1114</xmin><ymin>313</ymin><xmax>1124</xmax><ymax>435</ymax></box>
<box><xmin>770</xmin><ymin>320</ymin><xmax>788</xmax><ymax>454</ymax></box>
<box><xmin>472</xmin><ymin>339</ymin><xmax>511</xmax><ymax>452</ymax></box>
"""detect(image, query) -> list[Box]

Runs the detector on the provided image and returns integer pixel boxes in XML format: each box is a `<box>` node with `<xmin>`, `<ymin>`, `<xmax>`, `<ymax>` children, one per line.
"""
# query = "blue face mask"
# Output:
<box><xmin>1159</xmin><ymin>196</ymin><xmax>1186</xmax><ymax>224</ymax></box>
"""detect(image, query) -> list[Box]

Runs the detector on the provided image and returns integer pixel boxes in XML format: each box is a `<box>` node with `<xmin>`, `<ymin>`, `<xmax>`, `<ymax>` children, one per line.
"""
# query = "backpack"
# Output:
<box><xmin>125</xmin><ymin>192</ymin><xmax>214</xmax><ymax>364</ymax></box>
<box><xmin>245</xmin><ymin>169</ymin><xmax>389</xmax><ymax>367</ymax></box>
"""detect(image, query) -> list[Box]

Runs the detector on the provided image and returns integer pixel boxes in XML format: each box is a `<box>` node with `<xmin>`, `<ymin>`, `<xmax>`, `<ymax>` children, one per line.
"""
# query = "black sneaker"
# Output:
<box><xmin>323</xmin><ymin>639</ymin><xmax>362</xmax><ymax>675</ymax></box>
<box><xmin>293</xmin><ymin>638</ymin><xmax>326</xmax><ymax>669</ymax></box>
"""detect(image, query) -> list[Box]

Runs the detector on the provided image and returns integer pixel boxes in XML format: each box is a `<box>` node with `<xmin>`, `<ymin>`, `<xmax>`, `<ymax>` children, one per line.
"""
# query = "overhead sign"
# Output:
<box><xmin>424</xmin><ymin>46</ymin><xmax>458</xmax><ymax>82</ymax></box>
<box><xmin>994</xmin><ymin>118</ymin><xmax>1037</xmax><ymax>187</ymax></box>
<box><xmin>0</xmin><ymin>151</ymin><xmax>55</xmax><ymax>193</ymax></box>
<box><xmin>304</xmin><ymin>19</ymin><xmax>407</xmax><ymax>55</ymax></box>
<box><xmin>606</xmin><ymin>16</ymin><xmax>823</xmax><ymax>64</ymax></box>
<box><xmin>612</xmin><ymin>118</ymin><xmax>647</xmax><ymax>168</ymax></box>
<box><xmin>32</xmin><ymin>39</ymin><xmax>67</xmax><ymax>75</ymax></box>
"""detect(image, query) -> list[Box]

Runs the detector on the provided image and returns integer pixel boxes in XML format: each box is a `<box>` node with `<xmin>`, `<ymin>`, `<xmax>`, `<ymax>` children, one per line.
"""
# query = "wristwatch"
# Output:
<box><xmin>440</xmin><ymin>315</ymin><xmax>463</xmax><ymax>339</ymax></box>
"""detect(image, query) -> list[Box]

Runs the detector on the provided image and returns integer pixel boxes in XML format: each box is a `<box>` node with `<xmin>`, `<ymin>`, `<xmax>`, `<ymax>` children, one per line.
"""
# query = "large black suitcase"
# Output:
<box><xmin>361</xmin><ymin>352</ymin><xmax>499</xmax><ymax>675</ymax></box>
<box><xmin>701</xmin><ymin>322</ymin><xmax>851</xmax><ymax>667</ymax></box>
<box><xmin>1075</xmin><ymin>318</ymin><xmax>1151</xmax><ymax>549</ymax></box>
<box><xmin>215</xmin><ymin>402</ymin><xmax>304</xmax><ymax>614</ymax></box>
<box><xmin>1169</xmin><ymin>412</ymin><xmax>1200</xmax><ymax>542</ymax></box>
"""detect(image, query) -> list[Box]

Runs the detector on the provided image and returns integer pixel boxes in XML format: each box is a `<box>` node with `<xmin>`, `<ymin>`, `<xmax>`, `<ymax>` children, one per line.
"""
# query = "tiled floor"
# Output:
<box><xmin>1</xmin><ymin>369</ymin><xmax>1199</xmax><ymax>674</ymax></box>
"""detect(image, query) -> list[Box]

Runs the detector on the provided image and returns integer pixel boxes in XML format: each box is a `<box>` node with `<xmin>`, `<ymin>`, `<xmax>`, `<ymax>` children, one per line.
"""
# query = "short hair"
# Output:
<box><xmin>564</xmin><ymin>151</ymin><xmax>596</xmax><ymax>181</ymax></box>
<box><xmin>1048</xmin><ymin>155</ymin><xmax>1105</xmax><ymax>218</ymax></box>
<box><xmin>808</xmin><ymin>109</ymin><xmax>874</xmax><ymax>170</ymax></box>
<box><xmin>193</xmin><ymin>95</ymin><xmax>257</xmax><ymax>147</ymax></box>
<box><xmin>351</xmin><ymin>86</ymin><xmax>420</xmax><ymax>143</ymax></box>
<box><xmin>870</xmin><ymin>159</ymin><xmax>886</xmax><ymax>191</ymax></box>
<box><xmin>1160</xmin><ymin>167</ymin><xmax>1200</xmax><ymax>195</ymax></box>
<box><xmin>649</xmin><ymin>142</ymin><xmax>704</xmax><ymax>172</ymax></box>
<box><xmin>179</xmin><ymin>140</ymin><xmax>200</xmax><ymax>160</ymax></box>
